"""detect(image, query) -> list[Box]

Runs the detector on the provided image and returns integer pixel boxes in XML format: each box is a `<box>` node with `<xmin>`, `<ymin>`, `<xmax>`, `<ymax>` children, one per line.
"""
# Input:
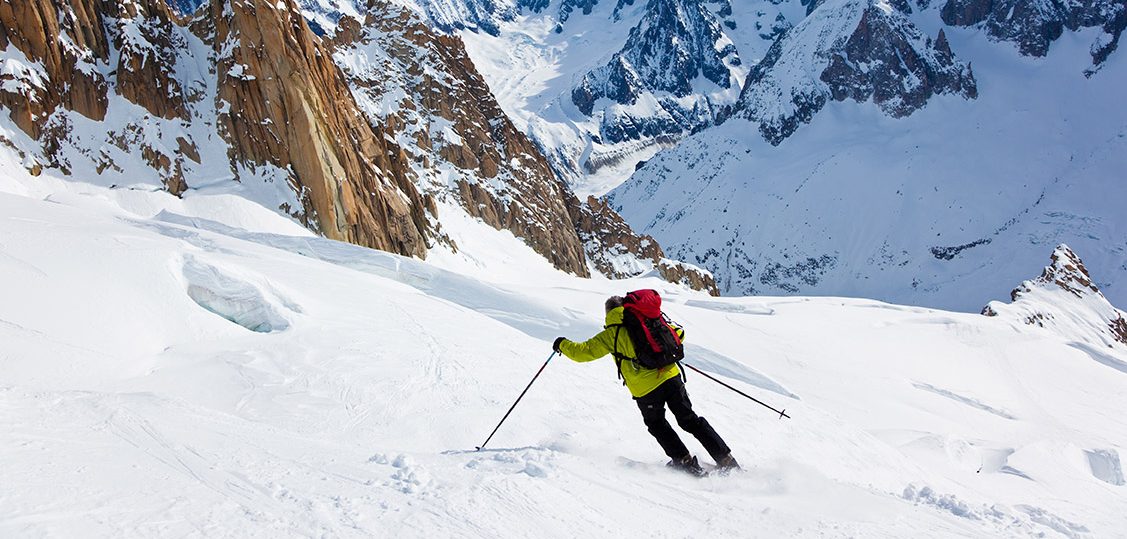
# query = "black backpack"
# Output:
<box><xmin>611</xmin><ymin>289</ymin><xmax>685</xmax><ymax>378</ymax></box>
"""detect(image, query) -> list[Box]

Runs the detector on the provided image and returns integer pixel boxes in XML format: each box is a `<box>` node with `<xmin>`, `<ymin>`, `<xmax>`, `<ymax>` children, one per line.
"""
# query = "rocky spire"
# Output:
<box><xmin>983</xmin><ymin>244</ymin><xmax>1127</xmax><ymax>348</ymax></box>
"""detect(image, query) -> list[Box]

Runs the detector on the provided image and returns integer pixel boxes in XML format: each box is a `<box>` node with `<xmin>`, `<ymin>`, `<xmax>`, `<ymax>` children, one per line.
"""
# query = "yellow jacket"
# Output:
<box><xmin>559</xmin><ymin>306</ymin><xmax>683</xmax><ymax>398</ymax></box>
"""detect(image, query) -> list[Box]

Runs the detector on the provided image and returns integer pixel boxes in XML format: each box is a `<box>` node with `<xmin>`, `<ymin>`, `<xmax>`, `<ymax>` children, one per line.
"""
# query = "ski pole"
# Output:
<box><xmin>476</xmin><ymin>351</ymin><xmax>557</xmax><ymax>450</ymax></box>
<box><xmin>682</xmin><ymin>362</ymin><xmax>790</xmax><ymax>419</ymax></box>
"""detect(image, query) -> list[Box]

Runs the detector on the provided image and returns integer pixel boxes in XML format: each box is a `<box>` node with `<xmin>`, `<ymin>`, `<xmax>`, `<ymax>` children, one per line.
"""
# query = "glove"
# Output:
<box><xmin>552</xmin><ymin>337</ymin><xmax>566</xmax><ymax>353</ymax></box>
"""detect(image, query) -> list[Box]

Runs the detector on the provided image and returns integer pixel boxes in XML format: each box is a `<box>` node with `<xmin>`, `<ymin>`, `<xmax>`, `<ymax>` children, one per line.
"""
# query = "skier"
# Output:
<box><xmin>553</xmin><ymin>295</ymin><xmax>739</xmax><ymax>475</ymax></box>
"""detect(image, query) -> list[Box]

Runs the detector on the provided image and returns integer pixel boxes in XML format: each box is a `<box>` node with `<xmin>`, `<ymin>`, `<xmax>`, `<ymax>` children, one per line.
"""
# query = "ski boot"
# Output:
<box><xmin>668</xmin><ymin>454</ymin><xmax>708</xmax><ymax>477</ymax></box>
<box><xmin>714</xmin><ymin>453</ymin><xmax>741</xmax><ymax>474</ymax></box>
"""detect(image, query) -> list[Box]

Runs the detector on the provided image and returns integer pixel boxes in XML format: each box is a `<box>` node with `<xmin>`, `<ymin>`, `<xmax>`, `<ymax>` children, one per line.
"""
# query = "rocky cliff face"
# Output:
<box><xmin>0</xmin><ymin>0</ymin><xmax>102</xmax><ymax>137</ymax></box>
<box><xmin>211</xmin><ymin>0</ymin><xmax>431</xmax><ymax>257</ymax></box>
<box><xmin>1</xmin><ymin>0</ymin><xmax>430</xmax><ymax>257</ymax></box>
<box><xmin>735</xmin><ymin>0</ymin><xmax>977</xmax><ymax>144</ymax></box>
<box><xmin>331</xmin><ymin>1</ymin><xmax>588</xmax><ymax>275</ymax></box>
<box><xmin>983</xmin><ymin>245</ymin><xmax>1127</xmax><ymax>348</ymax></box>
<box><xmin>940</xmin><ymin>0</ymin><xmax>1126</xmax><ymax>73</ymax></box>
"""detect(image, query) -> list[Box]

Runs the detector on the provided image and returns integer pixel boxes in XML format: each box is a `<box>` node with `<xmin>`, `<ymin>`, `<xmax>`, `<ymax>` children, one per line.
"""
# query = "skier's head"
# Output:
<box><xmin>605</xmin><ymin>295</ymin><xmax>624</xmax><ymax>313</ymax></box>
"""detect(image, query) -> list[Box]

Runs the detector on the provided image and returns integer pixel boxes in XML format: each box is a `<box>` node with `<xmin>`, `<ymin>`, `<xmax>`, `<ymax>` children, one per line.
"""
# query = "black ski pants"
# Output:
<box><xmin>635</xmin><ymin>376</ymin><xmax>731</xmax><ymax>461</ymax></box>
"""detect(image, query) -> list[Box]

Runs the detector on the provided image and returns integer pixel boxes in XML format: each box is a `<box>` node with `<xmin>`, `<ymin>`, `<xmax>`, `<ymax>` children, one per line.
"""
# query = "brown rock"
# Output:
<box><xmin>332</xmin><ymin>1</ymin><xmax>588</xmax><ymax>275</ymax></box>
<box><xmin>1017</xmin><ymin>244</ymin><xmax>1101</xmax><ymax>300</ymax></box>
<box><xmin>107</xmin><ymin>0</ymin><xmax>188</xmax><ymax>120</ymax></box>
<box><xmin>1111</xmin><ymin>316</ymin><xmax>1127</xmax><ymax>345</ymax></box>
<box><xmin>211</xmin><ymin>0</ymin><xmax>430</xmax><ymax>258</ymax></box>
<box><xmin>0</xmin><ymin>0</ymin><xmax>110</xmax><ymax>138</ymax></box>
<box><xmin>569</xmin><ymin>195</ymin><xmax>719</xmax><ymax>295</ymax></box>
<box><xmin>176</xmin><ymin>136</ymin><xmax>201</xmax><ymax>163</ymax></box>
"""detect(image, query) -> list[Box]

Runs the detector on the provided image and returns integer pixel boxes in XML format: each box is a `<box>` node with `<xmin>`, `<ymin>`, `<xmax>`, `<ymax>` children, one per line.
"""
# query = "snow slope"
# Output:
<box><xmin>610</xmin><ymin>9</ymin><xmax>1127</xmax><ymax>311</ymax></box>
<box><xmin>3</xmin><ymin>151</ymin><xmax>1127</xmax><ymax>536</ymax></box>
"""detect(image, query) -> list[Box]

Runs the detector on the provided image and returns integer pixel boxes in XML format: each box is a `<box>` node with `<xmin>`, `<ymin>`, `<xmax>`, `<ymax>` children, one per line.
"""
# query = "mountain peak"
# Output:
<box><xmin>984</xmin><ymin>244</ymin><xmax>1127</xmax><ymax>348</ymax></box>
<box><xmin>940</xmin><ymin>0</ymin><xmax>1126</xmax><ymax>72</ymax></box>
<box><xmin>1028</xmin><ymin>244</ymin><xmax>1102</xmax><ymax>299</ymax></box>
<box><xmin>570</xmin><ymin>0</ymin><xmax>742</xmax><ymax>144</ymax></box>
<box><xmin>735</xmin><ymin>0</ymin><xmax>977</xmax><ymax>145</ymax></box>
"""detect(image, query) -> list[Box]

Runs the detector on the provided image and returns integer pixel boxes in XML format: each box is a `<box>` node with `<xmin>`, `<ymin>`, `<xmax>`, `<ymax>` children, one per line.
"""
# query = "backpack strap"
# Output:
<box><xmin>609</xmin><ymin>324</ymin><xmax>629</xmax><ymax>386</ymax></box>
<box><xmin>662</xmin><ymin>314</ymin><xmax>687</xmax><ymax>382</ymax></box>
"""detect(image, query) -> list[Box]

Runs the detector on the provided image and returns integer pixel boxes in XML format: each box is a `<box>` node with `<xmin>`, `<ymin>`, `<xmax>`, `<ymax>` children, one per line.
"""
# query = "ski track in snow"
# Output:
<box><xmin>910</xmin><ymin>382</ymin><xmax>1018</xmax><ymax>421</ymax></box>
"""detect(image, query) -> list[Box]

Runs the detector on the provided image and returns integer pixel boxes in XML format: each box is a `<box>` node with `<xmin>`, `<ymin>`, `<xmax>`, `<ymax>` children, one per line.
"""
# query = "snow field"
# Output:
<box><xmin>2</xmin><ymin>161</ymin><xmax>1126</xmax><ymax>536</ymax></box>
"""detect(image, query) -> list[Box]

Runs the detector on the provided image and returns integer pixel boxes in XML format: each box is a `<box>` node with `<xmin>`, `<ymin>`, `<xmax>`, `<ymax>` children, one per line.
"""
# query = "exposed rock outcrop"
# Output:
<box><xmin>331</xmin><ymin>1</ymin><xmax>588</xmax><ymax>275</ymax></box>
<box><xmin>570</xmin><ymin>195</ymin><xmax>718</xmax><ymax>295</ymax></box>
<box><xmin>983</xmin><ymin>244</ymin><xmax>1127</xmax><ymax>348</ymax></box>
<box><xmin>940</xmin><ymin>0</ymin><xmax>1126</xmax><ymax>71</ymax></box>
<box><xmin>111</xmin><ymin>0</ymin><xmax>190</xmax><ymax>121</ymax></box>
<box><xmin>736</xmin><ymin>0</ymin><xmax>977</xmax><ymax>145</ymax></box>
<box><xmin>0</xmin><ymin>0</ymin><xmax>199</xmax><ymax>191</ymax></box>
<box><xmin>0</xmin><ymin>0</ymin><xmax>110</xmax><ymax>138</ymax></box>
<box><xmin>210</xmin><ymin>0</ymin><xmax>431</xmax><ymax>257</ymax></box>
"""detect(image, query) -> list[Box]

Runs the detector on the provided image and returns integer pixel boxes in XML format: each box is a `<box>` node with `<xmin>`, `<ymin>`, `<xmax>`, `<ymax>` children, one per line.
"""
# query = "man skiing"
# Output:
<box><xmin>552</xmin><ymin>295</ymin><xmax>739</xmax><ymax>475</ymax></box>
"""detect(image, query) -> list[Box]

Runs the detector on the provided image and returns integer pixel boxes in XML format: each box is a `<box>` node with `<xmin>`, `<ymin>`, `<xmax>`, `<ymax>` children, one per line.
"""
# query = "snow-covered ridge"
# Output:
<box><xmin>940</xmin><ymin>0</ymin><xmax>1126</xmax><ymax>74</ymax></box>
<box><xmin>984</xmin><ymin>244</ymin><xmax>1127</xmax><ymax>351</ymax></box>
<box><xmin>571</xmin><ymin>0</ymin><xmax>745</xmax><ymax>143</ymax></box>
<box><xmin>734</xmin><ymin>0</ymin><xmax>976</xmax><ymax>144</ymax></box>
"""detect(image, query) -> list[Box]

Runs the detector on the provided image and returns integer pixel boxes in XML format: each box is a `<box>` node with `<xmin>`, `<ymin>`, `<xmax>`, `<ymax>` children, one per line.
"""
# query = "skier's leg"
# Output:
<box><xmin>636</xmin><ymin>386</ymin><xmax>690</xmax><ymax>459</ymax></box>
<box><xmin>667</xmin><ymin>378</ymin><xmax>732</xmax><ymax>461</ymax></box>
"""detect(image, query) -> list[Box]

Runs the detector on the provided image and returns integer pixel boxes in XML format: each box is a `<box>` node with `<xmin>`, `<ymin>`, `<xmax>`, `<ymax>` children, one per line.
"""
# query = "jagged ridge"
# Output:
<box><xmin>571</xmin><ymin>0</ymin><xmax>743</xmax><ymax>144</ymax></box>
<box><xmin>940</xmin><ymin>0</ymin><xmax>1126</xmax><ymax>73</ymax></box>
<box><xmin>735</xmin><ymin>0</ymin><xmax>977</xmax><ymax>145</ymax></box>
<box><xmin>984</xmin><ymin>244</ymin><xmax>1127</xmax><ymax>349</ymax></box>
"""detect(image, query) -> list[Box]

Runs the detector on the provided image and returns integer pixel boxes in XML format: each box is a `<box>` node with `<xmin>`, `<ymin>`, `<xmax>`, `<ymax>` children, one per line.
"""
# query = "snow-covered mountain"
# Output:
<box><xmin>734</xmin><ymin>0</ymin><xmax>977</xmax><ymax>144</ymax></box>
<box><xmin>0</xmin><ymin>0</ymin><xmax>714</xmax><ymax>290</ymax></box>
<box><xmin>605</xmin><ymin>0</ymin><xmax>1127</xmax><ymax>310</ymax></box>
<box><xmin>405</xmin><ymin>0</ymin><xmax>1124</xmax><ymax>311</ymax></box>
<box><xmin>984</xmin><ymin>244</ymin><xmax>1127</xmax><ymax>350</ymax></box>
<box><xmin>941</xmin><ymin>0</ymin><xmax>1126</xmax><ymax>73</ymax></box>
<box><xmin>3</xmin><ymin>148</ymin><xmax>1127</xmax><ymax>537</ymax></box>
<box><xmin>457</xmin><ymin>0</ymin><xmax>794</xmax><ymax>194</ymax></box>
<box><xmin>570</xmin><ymin>0</ymin><xmax>743</xmax><ymax>144</ymax></box>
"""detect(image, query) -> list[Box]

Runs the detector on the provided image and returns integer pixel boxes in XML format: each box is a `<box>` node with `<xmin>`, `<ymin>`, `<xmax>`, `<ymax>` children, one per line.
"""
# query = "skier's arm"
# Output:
<box><xmin>558</xmin><ymin>330</ymin><xmax>613</xmax><ymax>363</ymax></box>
